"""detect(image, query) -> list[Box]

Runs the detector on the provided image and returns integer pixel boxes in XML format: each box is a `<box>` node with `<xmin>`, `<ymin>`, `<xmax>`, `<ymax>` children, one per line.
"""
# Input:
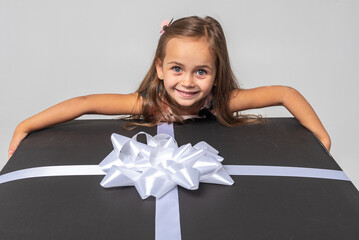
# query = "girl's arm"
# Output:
<box><xmin>229</xmin><ymin>86</ymin><xmax>331</xmax><ymax>151</ymax></box>
<box><xmin>8</xmin><ymin>93</ymin><xmax>142</xmax><ymax>159</ymax></box>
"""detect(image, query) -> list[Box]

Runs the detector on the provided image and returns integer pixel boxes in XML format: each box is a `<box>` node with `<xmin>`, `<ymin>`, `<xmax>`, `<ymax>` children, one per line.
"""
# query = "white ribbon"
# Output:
<box><xmin>0</xmin><ymin>165</ymin><xmax>105</xmax><ymax>184</ymax></box>
<box><xmin>99</xmin><ymin>131</ymin><xmax>234</xmax><ymax>199</ymax></box>
<box><xmin>155</xmin><ymin>123</ymin><xmax>181</xmax><ymax>240</ymax></box>
<box><xmin>0</xmin><ymin>164</ymin><xmax>349</xmax><ymax>185</ymax></box>
<box><xmin>224</xmin><ymin>165</ymin><xmax>349</xmax><ymax>181</ymax></box>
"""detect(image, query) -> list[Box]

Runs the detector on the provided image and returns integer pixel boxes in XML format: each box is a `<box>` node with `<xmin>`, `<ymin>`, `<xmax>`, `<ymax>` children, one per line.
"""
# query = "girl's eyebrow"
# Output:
<box><xmin>167</xmin><ymin>61</ymin><xmax>212</xmax><ymax>70</ymax></box>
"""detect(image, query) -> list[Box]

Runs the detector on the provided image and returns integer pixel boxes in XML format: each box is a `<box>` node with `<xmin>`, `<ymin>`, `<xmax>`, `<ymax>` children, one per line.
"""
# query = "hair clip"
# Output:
<box><xmin>160</xmin><ymin>18</ymin><xmax>174</xmax><ymax>34</ymax></box>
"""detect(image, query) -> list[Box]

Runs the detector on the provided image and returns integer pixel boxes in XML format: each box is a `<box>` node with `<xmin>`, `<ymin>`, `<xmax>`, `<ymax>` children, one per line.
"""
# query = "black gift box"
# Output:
<box><xmin>1</xmin><ymin>118</ymin><xmax>358</xmax><ymax>239</ymax></box>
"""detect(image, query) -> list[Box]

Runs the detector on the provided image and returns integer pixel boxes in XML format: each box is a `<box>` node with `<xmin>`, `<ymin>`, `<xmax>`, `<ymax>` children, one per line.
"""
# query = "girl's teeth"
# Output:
<box><xmin>178</xmin><ymin>90</ymin><xmax>195</xmax><ymax>96</ymax></box>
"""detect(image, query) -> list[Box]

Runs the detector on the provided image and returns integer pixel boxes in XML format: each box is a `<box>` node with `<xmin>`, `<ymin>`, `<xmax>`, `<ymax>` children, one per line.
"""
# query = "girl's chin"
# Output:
<box><xmin>172</xmin><ymin>99</ymin><xmax>205</xmax><ymax>114</ymax></box>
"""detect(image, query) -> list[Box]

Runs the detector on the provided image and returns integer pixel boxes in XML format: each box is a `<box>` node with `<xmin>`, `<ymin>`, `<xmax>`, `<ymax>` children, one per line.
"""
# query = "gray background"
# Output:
<box><xmin>1</xmin><ymin>0</ymin><xmax>358</xmax><ymax>189</ymax></box>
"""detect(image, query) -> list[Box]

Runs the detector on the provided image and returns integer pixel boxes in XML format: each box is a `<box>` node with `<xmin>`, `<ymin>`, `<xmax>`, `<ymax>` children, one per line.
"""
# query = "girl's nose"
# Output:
<box><xmin>181</xmin><ymin>74</ymin><xmax>195</xmax><ymax>88</ymax></box>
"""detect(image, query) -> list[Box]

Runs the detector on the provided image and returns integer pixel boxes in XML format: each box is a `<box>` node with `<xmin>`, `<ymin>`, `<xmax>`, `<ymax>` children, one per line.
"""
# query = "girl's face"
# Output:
<box><xmin>156</xmin><ymin>37</ymin><xmax>217</xmax><ymax>115</ymax></box>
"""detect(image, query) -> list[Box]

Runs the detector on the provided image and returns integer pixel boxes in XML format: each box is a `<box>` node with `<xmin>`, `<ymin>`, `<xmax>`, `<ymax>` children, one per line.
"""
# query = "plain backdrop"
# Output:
<box><xmin>1</xmin><ymin>0</ymin><xmax>358</xmax><ymax>189</ymax></box>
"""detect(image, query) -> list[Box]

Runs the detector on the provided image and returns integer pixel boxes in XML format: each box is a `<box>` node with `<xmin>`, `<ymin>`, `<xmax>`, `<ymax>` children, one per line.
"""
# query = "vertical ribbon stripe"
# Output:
<box><xmin>155</xmin><ymin>123</ymin><xmax>182</xmax><ymax>240</ymax></box>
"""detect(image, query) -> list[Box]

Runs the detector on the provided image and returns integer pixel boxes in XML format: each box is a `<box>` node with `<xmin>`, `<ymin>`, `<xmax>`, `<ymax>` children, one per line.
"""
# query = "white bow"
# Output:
<box><xmin>99</xmin><ymin>132</ymin><xmax>234</xmax><ymax>199</ymax></box>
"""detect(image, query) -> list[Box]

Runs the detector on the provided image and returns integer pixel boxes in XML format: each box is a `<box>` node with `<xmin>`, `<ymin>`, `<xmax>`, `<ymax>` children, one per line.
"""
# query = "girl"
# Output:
<box><xmin>8</xmin><ymin>16</ymin><xmax>331</xmax><ymax>159</ymax></box>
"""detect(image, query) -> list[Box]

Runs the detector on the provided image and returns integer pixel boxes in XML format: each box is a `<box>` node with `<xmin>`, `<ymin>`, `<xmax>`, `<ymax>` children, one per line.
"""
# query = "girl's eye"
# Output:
<box><xmin>172</xmin><ymin>66</ymin><xmax>182</xmax><ymax>73</ymax></box>
<box><xmin>197</xmin><ymin>69</ymin><xmax>207</xmax><ymax>76</ymax></box>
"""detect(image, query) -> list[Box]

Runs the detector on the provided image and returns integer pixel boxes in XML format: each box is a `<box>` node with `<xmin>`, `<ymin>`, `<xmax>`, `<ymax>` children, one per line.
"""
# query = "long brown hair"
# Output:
<box><xmin>131</xmin><ymin>16</ymin><xmax>259</xmax><ymax>127</ymax></box>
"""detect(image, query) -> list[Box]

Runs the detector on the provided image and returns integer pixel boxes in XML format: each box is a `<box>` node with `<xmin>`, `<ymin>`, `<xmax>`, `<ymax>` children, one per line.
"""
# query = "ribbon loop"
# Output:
<box><xmin>100</xmin><ymin>132</ymin><xmax>234</xmax><ymax>199</ymax></box>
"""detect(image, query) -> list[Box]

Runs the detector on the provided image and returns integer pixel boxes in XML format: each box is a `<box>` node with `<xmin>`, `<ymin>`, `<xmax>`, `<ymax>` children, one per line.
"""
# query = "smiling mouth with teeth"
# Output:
<box><xmin>176</xmin><ymin>89</ymin><xmax>199</xmax><ymax>97</ymax></box>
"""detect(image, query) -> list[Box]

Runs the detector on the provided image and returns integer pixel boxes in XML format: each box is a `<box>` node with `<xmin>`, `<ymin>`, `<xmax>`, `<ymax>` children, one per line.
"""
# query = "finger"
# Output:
<box><xmin>8</xmin><ymin>148</ymin><xmax>15</xmax><ymax>160</ymax></box>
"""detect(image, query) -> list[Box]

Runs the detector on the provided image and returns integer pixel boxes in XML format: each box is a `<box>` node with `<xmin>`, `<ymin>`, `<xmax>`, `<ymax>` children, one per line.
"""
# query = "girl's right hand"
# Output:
<box><xmin>7</xmin><ymin>93</ymin><xmax>142</xmax><ymax>160</ymax></box>
<box><xmin>8</xmin><ymin>125</ymin><xmax>29</xmax><ymax>160</ymax></box>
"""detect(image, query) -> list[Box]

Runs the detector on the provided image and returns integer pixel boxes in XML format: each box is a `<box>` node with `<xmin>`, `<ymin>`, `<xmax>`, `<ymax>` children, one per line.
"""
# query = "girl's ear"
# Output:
<box><xmin>155</xmin><ymin>59</ymin><xmax>164</xmax><ymax>80</ymax></box>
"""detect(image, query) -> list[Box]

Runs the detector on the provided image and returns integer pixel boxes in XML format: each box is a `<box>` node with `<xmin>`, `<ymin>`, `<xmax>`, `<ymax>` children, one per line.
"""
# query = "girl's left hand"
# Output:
<box><xmin>229</xmin><ymin>86</ymin><xmax>332</xmax><ymax>153</ymax></box>
<box><xmin>319</xmin><ymin>136</ymin><xmax>331</xmax><ymax>152</ymax></box>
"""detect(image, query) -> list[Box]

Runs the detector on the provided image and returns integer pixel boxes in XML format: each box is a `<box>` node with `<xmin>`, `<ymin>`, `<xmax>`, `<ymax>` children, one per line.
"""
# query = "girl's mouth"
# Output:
<box><xmin>175</xmin><ymin>89</ymin><xmax>199</xmax><ymax>97</ymax></box>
